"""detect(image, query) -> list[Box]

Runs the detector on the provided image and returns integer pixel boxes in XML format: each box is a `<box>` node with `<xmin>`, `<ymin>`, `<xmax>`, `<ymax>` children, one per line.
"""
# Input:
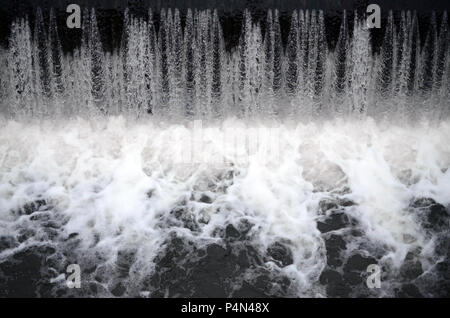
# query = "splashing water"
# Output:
<box><xmin>0</xmin><ymin>8</ymin><xmax>449</xmax><ymax>297</ymax></box>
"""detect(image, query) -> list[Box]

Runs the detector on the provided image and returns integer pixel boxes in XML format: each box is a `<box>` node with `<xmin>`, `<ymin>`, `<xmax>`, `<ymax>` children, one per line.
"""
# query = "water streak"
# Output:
<box><xmin>0</xmin><ymin>9</ymin><xmax>448</xmax><ymax>122</ymax></box>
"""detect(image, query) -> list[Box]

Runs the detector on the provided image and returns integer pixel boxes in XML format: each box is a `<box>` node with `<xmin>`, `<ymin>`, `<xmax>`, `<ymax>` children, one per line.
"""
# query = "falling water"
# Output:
<box><xmin>0</xmin><ymin>8</ymin><xmax>448</xmax><ymax>121</ymax></box>
<box><xmin>0</xmin><ymin>8</ymin><xmax>450</xmax><ymax>298</ymax></box>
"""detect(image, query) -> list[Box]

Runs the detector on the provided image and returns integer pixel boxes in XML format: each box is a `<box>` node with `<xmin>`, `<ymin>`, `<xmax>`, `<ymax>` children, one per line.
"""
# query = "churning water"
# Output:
<box><xmin>0</xmin><ymin>8</ymin><xmax>449</xmax><ymax>297</ymax></box>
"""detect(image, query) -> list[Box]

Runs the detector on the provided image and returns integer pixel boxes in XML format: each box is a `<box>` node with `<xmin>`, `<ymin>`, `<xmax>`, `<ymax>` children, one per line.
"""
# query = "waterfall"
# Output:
<box><xmin>314</xmin><ymin>11</ymin><xmax>327</xmax><ymax>105</ymax></box>
<box><xmin>148</xmin><ymin>8</ymin><xmax>157</xmax><ymax>114</ymax></box>
<box><xmin>377</xmin><ymin>11</ymin><xmax>396</xmax><ymax>99</ymax></box>
<box><xmin>420</xmin><ymin>13</ymin><xmax>439</xmax><ymax>96</ymax></box>
<box><xmin>211</xmin><ymin>9</ymin><xmax>224</xmax><ymax>117</ymax></box>
<box><xmin>306</xmin><ymin>10</ymin><xmax>318</xmax><ymax>103</ymax></box>
<box><xmin>184</xmin><ymin>9</ymin><xmax>195</xmax><ymax>117</ymax></box>
<box><xmin>78</xmin><ymin>8</ymin><xmax>92</xmax><ymax>113</ymax></box>
<box><xmin>350</xmin><ymin>14</ymin><xmax>371</xmax><ymax>115</ymax></box>
<box><xmin>8</xmin><ymin>17</ymin><xmax>34</xmax><ymax>116</ymax></box>
<box><xmin>272</xmin><ymin>10</ymin><xmax>283</xmax><ymax>101</ymax></box>
<box><xmin>407</xmin><ymin>11</ymin><xmax>421</xmax><ymax>96</ymax></box>
<box><xmin>286</xmin><ymin>11</ymin><xmax>299</xmax><ymax>99</ymax></box>
<box><xmin>196</xmin><ymin>10</ymin><xmax>212</xmax><ymax>118</ymax></box>
<box><xmin>0</xmin><ymin>8</ymin><xmax>448</xmax><ymax>122</ymax></box>
<box><xmin>1</xmin><ymin>7</ymin><xmax>450</xmax><ymax>299</ymax></box>
<box><xmin>33</xmin><ymin>7</ymin><xmax>52</xmax><ymax>115</ymax></box>
<box><xmin>90</xmin><ymin>9</ymin><xmax>106</xmax><ymax>112</ymax></box>
<box><xmin>262</xmin><ymin>9</ymin><xmax>275</xmax><ymax>116</ymax></box>
<box><xmin>333</xmin><ymin>10</ymin><xmax>350</xmax><ymax>115</ymax></box>
<box><xmin>158</xmin><ymin>9</ymin><xmax>170</xmax><ymax>113</ymax></box>
<box><xmin>49</xmin><ymin>8</ymin><xmax>64</xmax><ymax>98</ymax></box>
<box><xmin>237</xmin><ymin>9</ymin><xmax>252</xmax><ymax>117</ymax></box>
<box><xmin>169</xmin><ymin>9</ymin><xmax>184</xmax><ymax>118</ymax></box>
<box><xmin>435</xmin><ymin>11</ymin><xmax>448</xmax><ymax>92</ymax></box>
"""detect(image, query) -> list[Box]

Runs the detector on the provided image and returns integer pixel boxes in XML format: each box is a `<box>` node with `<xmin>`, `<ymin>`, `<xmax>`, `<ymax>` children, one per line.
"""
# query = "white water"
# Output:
<box><xmin>1</xmin><ymin>115</ymin><xmax>449</xmax><ymax>295</ymax></box>
<box><xmin>0</xmin><ymin>6</ymin><xmax>449</xmax><ymax>297</ymax></box>
<box><xmin>1</xmin><ymin>9</ymin><xmax>449</xmax><ymax>121</ymax></box>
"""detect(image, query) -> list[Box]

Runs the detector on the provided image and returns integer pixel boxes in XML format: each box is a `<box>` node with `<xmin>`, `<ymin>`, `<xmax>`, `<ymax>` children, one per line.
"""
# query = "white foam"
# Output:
<box><xmin>0</xmin><ymin>115</ymin><xmax>449</xmax><ymax>293</ymax></box>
